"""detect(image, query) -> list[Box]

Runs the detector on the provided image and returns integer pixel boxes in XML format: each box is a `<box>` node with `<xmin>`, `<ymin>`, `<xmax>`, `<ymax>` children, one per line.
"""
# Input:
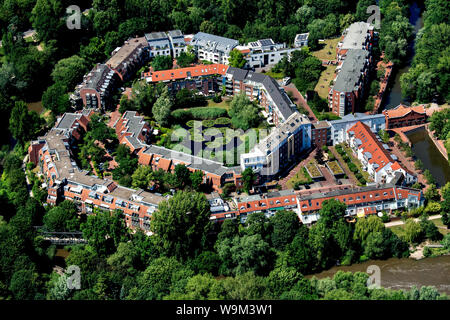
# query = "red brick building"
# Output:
<box><xmin>383</xmin><ymin>104</ymin><xmax>427</xmax><ymax>129</ymax></box>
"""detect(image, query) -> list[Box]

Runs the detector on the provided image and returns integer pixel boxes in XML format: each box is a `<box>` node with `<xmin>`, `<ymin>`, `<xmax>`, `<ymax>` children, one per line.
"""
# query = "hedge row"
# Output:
<box><xmin>171</xmin><ymin>107</ymin><xmax>228</xmax><ymax>121</ymax></box>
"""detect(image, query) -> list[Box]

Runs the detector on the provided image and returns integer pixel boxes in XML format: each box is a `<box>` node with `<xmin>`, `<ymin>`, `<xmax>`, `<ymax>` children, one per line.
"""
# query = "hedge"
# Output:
<box><xmin>171</xmin><ymin>107</ymin><xmax>227</xmax><ymax>121</ymax></box>
<box><xmin>214</xmin><ymin>117</ymin><xmax>232</xmax><ymax>125</ymax></box>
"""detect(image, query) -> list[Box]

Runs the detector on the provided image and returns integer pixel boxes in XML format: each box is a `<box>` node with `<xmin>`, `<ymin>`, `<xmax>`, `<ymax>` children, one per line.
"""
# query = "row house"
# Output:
<box><xmin>144</xmin><ymin>30</ymin><xmax>187</xmax><ymax>58</ymax></box>
<box><xmin>112</xmin><ymin>111</ymin><xmax>243</xmax><ymax>192</ymax></box>
<box><xmin>298</xmin><ymin>184</ymin><xmax>424</xmax><ymax>224</ymax></box>
<box><xmin>28</xmin><ymin>111</ymin><xmax>166</xmax><ymax>232</ymax></box>
<box><xmin>190</xmin><ymin>32</ymin><xmax>239</xmax><ymax>65</ymax></box>
<box><xmin>240</xmin><ymin>112</ymin><xmax>312</xmax><ymax>180</ymax></box>
<box><xmin>235</xmin><ymin>39</ymin><xmax>302</xmax><ymax>69</ymax></box>
<box><xmin>142</xmin><ymin>63</ymin><xmax>229</xmax><ymax>96</ymax></box>
<box><xmin>383</xmin><ymin>104</ymin><xmax>427</xmax><ymax>129</ymax></box>
<box><xmin>106</xmin><ymin>37</ymin><xmax>150</xmax><ymax>82</ymax></box>
<box><xmin>329</xmin><ymin>49</ymin><xmax>371</xmax><ymax>116</ymax></box>
<box><xmin>346</xmin><ymin>121</ymin><xmax>417</xmax><ymax>184</ymax></box>
<box><xmin>72</xmin><ymin>64</ymin><xmax>119</xmax><ymax>110</ymax></box>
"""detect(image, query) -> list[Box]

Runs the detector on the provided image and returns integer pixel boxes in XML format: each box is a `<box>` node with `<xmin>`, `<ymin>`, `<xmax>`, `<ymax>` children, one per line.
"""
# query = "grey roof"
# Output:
<box><xmin>167</xmin><ymin>30</ymin><xmax>183</xmax><ymax>38</ymax></box>
<box><xmin>333</xmin><ymin>49</ymin><xmax>369</xmax><ymax>93</ymax></box>
<box><xmin>142</xmin><ymin>145</ymin><xmax>241</xmax><ymax>176</ymax></box>
<box><xmin>227</xmin><ymin>67</ymin><xmax>249</xmax><ymax>81</ymax></box>
<box><xmin>341</xmin><ymin>22</ymin><xmax>372</xmax><ymax>50</ymax></box>
<box><xmin>295</xmin><ymin>33</ymin><xmax>309</xmax><ymax>42</ymax></box>
<box><xmin>122</xmin><ymin>111</ymin><xmax>146</xmax><ymax>138</ymax></box>
<box><xmin>84</xmin><ymin>64</ymin><xmax>112</xmax><ymax>90</ymax></box>
<box><xmin>145</xmin><ymin>32</ymin><xmax>169</xmax><ymax>41</ymax></box>
<box><xmin>226</xmin><ymin>67</ymin><xmax>296</xmax><ymax>121</ymax></box>
<box><xmin>56</xmin><ymin>113</ymin><xmax>82</xmax><ymax>130</ymax></box>
<box><xmin>192</xmin><ymin>32</ymin><xmax>239</xmax><ymax>54</ymax></box>
<box><xmin>299</xmin><ymin>183</ymin><xmax>397</xmax><ymax>201</ymax></box>
<box><xmin>262</xmin><ymin>76</ymin><xmax>296</xmax><ymax>120</ymax></box>
<box><xmin>330</xmin><ymin>113</ymin><xmax>384</xmax><ymax>125</ymax></box>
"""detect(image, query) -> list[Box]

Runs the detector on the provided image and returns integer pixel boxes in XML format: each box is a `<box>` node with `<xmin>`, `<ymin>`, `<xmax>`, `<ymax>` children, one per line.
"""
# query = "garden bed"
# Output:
<box><xmin>326</xmin><ymin>160</ymin><xmax>345</xmax><ymax>176</ymax></box>
<box><xmin>305</xmin><ymin>161</ymin><xmax>323</xmax><ymax>179</ymax></box>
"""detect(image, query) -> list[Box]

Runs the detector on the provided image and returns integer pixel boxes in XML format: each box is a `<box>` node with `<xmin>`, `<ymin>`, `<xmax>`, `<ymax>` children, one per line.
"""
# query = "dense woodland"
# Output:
<box><xmin>0</xmin><ymin>0</ymin><xmax>449</xmax><ymax>300</ymax></box>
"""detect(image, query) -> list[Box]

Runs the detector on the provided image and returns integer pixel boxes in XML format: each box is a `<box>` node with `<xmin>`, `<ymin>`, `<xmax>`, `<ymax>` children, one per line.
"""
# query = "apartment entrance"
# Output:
<box><xmin>264</xmin><ymin>54</ymin><xmax>269</xmax><ymax>65</ymax></box>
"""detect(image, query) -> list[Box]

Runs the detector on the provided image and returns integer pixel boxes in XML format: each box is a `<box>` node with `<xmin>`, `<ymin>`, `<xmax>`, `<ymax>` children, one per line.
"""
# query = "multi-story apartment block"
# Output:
<box><xmin>73</xmin><ymin>64</ymin><xmax>119</xmax><ymax>110</ymax></box>
<box><xmin>294</xmin><ymin>33</ymin><xmax>309</xmax><ymax>48</ymax></box>
<box><xmin>240</xmin><ymin>112</ymin><xmax>312</xmax><ymax>179</ymax></box>
<box><xmin>235</xmin><ymin>39</ymin><xmax>302</xmax><ymax>69</ymax></box>
<box><xmin>346</xmin><ymin>121</ymin><xmax>416</xmax><ymax>184</ymax></box>
<box><xmin>190</xmin><ymin>32</ymin><xmax>239</xmax><ymax>64</ymax></box>
<box><xmin>145</xmin><ymin>30</ymin><xmax>187</xmax><ymax>58</ymax></box>
<box><xmin>383</xmin><ymin>104</ymin><xmax>427</xmax><ymax>129</ymax></box>
<box><xmin>28</xmin><ymin>110</ymin><xmax>167</xmax><ymax>232</ymax></box>
<box><xmin>167</xmin><ymin>30</ymin><xmax>187</xmax><ymax>57</ymax></box>
<box><xmin>329</xmin><ymin>49</ymin><xmax>371</xmax><ymax>116</ymax></box>
<box><xmin>329</xmin><ymin>113</ymin><xmax>385</xmax><ymax>145</ymax></box>
<box><xmin>225</xmin><ymin>67</ymin><xmax>298</xmax><ymax>126</ymax></box>
<box><xmin>298</xmin><ymin>183</ymin><xmax>424</xmax><ymax>224</ymax></box>
<box><xmin>106</xmin><ymin>37</ymin><xmax>149</xmax><ymax>81</ymax></box>
<box><xmin>144</xmin><ymin>31</ymin><xmax>171</xmax><ymax>57</ymax></box>
<box><xmin>337</xmin><ymin>22</ymin><xmax>375</xmax><ymax>60</ymax></box>
<box><xmin>143</xmin><ymin>63</ymin><xmax>229</xmax><ymax>95</ymax></box>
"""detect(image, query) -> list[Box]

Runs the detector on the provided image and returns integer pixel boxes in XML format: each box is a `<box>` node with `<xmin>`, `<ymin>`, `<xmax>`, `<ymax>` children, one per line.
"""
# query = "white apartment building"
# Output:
<box><xmin>190</xmin><ymin>32</ymin><xmax>239</xmax><ymax>64</ymax></box>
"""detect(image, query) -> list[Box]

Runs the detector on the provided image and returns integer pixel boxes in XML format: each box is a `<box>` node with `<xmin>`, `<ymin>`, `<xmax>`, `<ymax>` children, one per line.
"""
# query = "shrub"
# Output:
<box><xmin>186</xmin><ymin>120</ymin><xmax>195</xmax><ymax>127</ymax></box>
<box><xmin>358</xmin><ymin>177</ymin><xmax>367</xmax><ymax>185</ymax></box>
<box><xmin>348</xmin><ymin>163</ymin><xmax>358</xmax><ymax>173</ymax></box>
<box><xmin>355</xmin><ymin>172</ymin><xmax>363</xmax><ymax>180</ymax></box>
<box><xmin>171</xmin><ymin>107</ymin><xmax>227</xmax><ymax>121</ymax></box>
<box><xmin>214</xmin><ymin>117</ymin><xmax>231</xmax><ymax>125</ymax></box>
<box><xmin>202</xmin><ymin>119</ymin><xmax>215</xmax><ymax>127</ymax></box>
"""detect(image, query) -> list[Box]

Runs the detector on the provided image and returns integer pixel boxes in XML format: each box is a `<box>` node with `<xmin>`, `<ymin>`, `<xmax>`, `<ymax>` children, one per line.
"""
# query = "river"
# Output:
<box><xmin>381</xmin><ymin>1</ymin><xmax>424</xmax><ymax>110</ymax></box>
<box><xmin>307</xmin><ymin>255</ymin><xmax>450</xmax><ymax>294</ymax></box>
<box><xmin>406</xmin><ymin>127</ymin><xmax>450</xmax><ymax>187</ymax></box>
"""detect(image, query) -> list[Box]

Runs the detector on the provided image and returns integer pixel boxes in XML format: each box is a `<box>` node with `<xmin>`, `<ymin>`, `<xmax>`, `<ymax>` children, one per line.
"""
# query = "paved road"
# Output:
<box><xmin>385</xmin><ymin>214</ymin><xmax>442</xmax><ymax>227</ymax></box>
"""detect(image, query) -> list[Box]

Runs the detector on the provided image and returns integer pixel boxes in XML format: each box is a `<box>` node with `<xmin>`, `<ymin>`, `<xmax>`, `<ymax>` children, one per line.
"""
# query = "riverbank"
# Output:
<box><xmin>306</xmin><ymin>255</ymin><xmax>450</xmax><ymax>294</ymax></box>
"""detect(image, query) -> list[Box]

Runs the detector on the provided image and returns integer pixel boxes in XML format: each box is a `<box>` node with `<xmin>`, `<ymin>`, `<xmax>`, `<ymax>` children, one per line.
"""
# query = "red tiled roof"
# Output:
<box><xmin>347</xmin><ymin>121</ymin><xmax>394</xmax><ymax>172</ymax></box>
<box><xmin>148</xmin><ymin>64</ymin><xmax>229</xmax><ymax>82</ymax></box>
<box><xmin>383</xmin><ymin>104</ymin><xmax>426</xmax><ymax>119</ymax></box>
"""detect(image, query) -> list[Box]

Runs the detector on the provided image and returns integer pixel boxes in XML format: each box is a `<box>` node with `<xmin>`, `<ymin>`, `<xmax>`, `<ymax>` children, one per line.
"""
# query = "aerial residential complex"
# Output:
<box><xmin>30</xmin><ymin>24</ymin><xmax>426</xmax><ymax>234</ymax></box>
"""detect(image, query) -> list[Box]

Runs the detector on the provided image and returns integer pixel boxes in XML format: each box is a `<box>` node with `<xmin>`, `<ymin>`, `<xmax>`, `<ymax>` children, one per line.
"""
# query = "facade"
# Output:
<box><xmin>144</xmin><ymin>30</ymin><xmax>187</xmax><ymax>58</ymax></box>
<box><xmin>311</xmin><ymin>121</ymin><xmax>331</xmax><ymax>147</ymax></box>
<box><xmin>143</xmin><ymin>63</ymin><xmax>229</xmax><ymax>95</ymax></box>
<box><xmin>383</xmin><ymin>104</ymin><xmax>427</xmax><ymax>129</ymax></box>
<box><xmin>74</xmin><ymin>64</ymin><xmax>119</xmax><ymax>110</ymax></box>
<box><xmin>191</xmin><ymin>32</ymin><xmax>239</xmax><ymax>64</ymax></box>
<box><xmin>225</xmin><ymin>67</ymin><xmax>298</xmax><ymax>126</ymax></box>
<box><xmin>329</xmin><ymin>113</ymin><xmax>385</xmax><ymax>145</ymax></box>
<box><xmin>144</xmin><ymin>31</ymin><xmax>171</xmax><ymax>57</ymax></box>
<box><xmin>329</xmin><ymin>49</ymin><xmax>371</xmax><ymax>116</ymax></box>
<box><xmin>294</xmin><ymin>33</ymin><xmax>309</xmax><ymax>48</ymax></box>
<box><xmin>236</xmin><ymin>39</ymin><xmax>302</xmax><ymax>69</ymax></box>
<box><xmin>346</xmin><ymin>121</ymin><xmax>416</xmax><ymax>184</ymax></box>
<box><xmin>106</xmin><ymin>37</ymin><xmax>150</xmax><ymax>81</ymax></box>
<box><xmin>298</xmin><ymin>184</ymin><xmax>424</xmax><ymax>224</ymax></box>
<box><xmin>240</xmin><ymin>112</ymin><xmax>312</xmax><ymax>179</ymax></box>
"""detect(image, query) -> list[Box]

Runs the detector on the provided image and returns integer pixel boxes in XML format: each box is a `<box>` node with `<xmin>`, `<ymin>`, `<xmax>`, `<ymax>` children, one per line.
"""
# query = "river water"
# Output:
<box><xmin>381</xmin><ymin>2</ymin><xmax>424</xmax><ymax>110</ymax></box>
<box><xmin>306</xmin><ymin>255</ymin><xmax>450</xmax><ymax>294</ymax></box>
<box><xmin>406</xmin><ymin>128</ymin><xmax>450</xmax><ymax>187</ymax></box>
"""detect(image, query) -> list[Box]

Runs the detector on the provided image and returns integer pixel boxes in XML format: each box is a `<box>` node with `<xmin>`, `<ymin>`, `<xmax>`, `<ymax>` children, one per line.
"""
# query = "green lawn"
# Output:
<box><xmin>311</xmin><ymin>37</ymin><xmax>341</xmax><ymax>61</ymax></box>
<box><xmin>207</xmin><ymin>99</ymin><xmax>231</xmax><ymax>110</ymax></box>
<box><xmin>390</xmin><ymin>218</ymin><xmax>450</xmax><ymax>238</ymax></box>
<box><xmin>287</xmin><ymin>167</ymin><xmax>312</xmax><ymax>189</ymax></box>
<box><xmin>314</xmin><ymin>64</ymin><xmax>336</xmax><ymax>99</ymax></box>
<box><xmin>265</xmin><ymin>71</ymin><xmax>284</xmax><ymax>80</ymax></box>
